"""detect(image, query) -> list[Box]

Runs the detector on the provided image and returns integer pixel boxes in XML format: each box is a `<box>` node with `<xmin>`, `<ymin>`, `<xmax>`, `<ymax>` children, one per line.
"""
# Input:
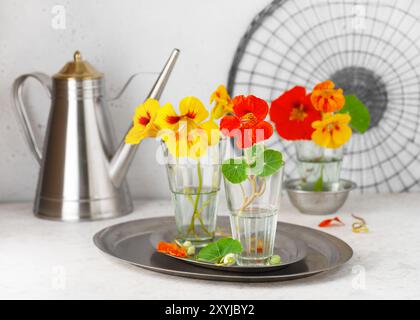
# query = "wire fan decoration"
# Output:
<box><xmin>228</xmin><ymin>0</ymin><xmax>420</xmax><ymax>193</ymax></box>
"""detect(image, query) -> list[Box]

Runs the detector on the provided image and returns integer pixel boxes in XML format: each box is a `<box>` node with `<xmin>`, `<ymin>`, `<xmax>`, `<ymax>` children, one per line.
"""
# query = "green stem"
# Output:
<box><xmin>314</xmin><ymin>163</ymin><xmax>324</xmax><ymax>192</ymax></box>
<box><xmin>194</xmin><ymin>162</ymin><xmax>203</xmax><ymax>213</ymax></box>
<box><xmin>197</xmin><ymin>214</ymin><xmax>212</xmax><ymax>236</ymax></box>
<box><xmin>239</xmin><ymin>175</ymin><xmax>266</xmax><ymax>213</ymax></box>
<box><xmin>188</xmin><ymin>162</ymin><xmax>203</xmax><ymax>237</ymax></box>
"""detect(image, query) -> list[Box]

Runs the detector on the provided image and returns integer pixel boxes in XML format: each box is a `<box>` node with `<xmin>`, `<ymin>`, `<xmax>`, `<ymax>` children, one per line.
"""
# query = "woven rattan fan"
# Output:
<box><xmin>228</xmin><ymin>0</ymin><xmax>420</xmax><ymax>193</ymax></box>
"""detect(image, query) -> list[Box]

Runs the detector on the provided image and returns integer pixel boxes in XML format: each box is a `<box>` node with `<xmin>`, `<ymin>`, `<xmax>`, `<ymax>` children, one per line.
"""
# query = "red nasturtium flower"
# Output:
<box><xmin>270</xmin><ymin>86</ymin><xmax>322</xmax><ymax>140</ymax></box>
<box><xmin>157</xmin><ymin>242</ymin><xmax>187</xmax><ymax>258</ymax></box>
<box><xmin>220</xmin><ymin>95</ymin><xmax>273</xmax><ymax>149</ymax></box>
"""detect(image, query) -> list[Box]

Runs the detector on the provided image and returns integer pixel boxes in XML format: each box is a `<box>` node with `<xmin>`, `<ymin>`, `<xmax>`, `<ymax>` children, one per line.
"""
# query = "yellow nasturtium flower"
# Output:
<box><xmin>210</xmin><ymin>85</ymin><xmax>234</xmax><ymax>119</ymax></box>
<box><xmin>125</xmin><ymin>99</ymin><xmax>164</xmax><ymax>144</ymax></box>
<box><xmin>160</xmin><ymin>125</ymin><xmax>207</xmax><ymax>159</ymax></box>
<box><xmin>157</xmin><ymin>96</ymin><xmax>220</xmax><ymax>159</ymax></box>
<box><xmin>311</xmin><ymin>113</ymin><xmax>352</xmax><ymax>149</ymax></box>
<box><xmin>156</xmin><ymin>96</ymin><xmax>209</xmax><ymax>130</ymax></box>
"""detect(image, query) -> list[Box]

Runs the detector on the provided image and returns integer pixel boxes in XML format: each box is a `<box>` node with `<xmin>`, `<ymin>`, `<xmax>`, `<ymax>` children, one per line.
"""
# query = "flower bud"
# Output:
<box><xmin>187</xmin><ymin>246</ymin><xmax>196</xmax><ymax>256</ymax></box>
<box><xmin>183</xmin><ymin>241</ymin><xmax>193</xmax><ymax>249</ymax></box>
<box><xmin>220</xmin><ymin>253</ymin><xmax>236</xmax><ymax>266</ymax></box>
<box><xmin>269</xmin><ymin>255</ymin><xmax>281</xmax><ymax>265</ymax></box>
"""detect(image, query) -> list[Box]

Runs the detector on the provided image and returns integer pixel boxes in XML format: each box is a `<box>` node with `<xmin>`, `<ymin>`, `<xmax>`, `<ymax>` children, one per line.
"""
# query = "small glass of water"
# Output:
<box><xmin>224</xmin><ymin>165</ymin><xmax>283</xmax><ymax>266</ymax></box>
<box><xmin>295</xmin><ymin>141</ymin><xmax>343</xmax><ymax>191</ymax></box>
<box><xmin>162</xmin><ymin>141</ymin><xmax>225</xmax><ymax>246</ymax></box>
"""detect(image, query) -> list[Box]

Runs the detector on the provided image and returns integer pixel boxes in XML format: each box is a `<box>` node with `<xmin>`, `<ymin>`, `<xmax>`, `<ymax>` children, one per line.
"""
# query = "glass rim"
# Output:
<box><xmin>230</xmin><ymin>209</ymin><xmax>279</xmax><ymax>218</ymax></box>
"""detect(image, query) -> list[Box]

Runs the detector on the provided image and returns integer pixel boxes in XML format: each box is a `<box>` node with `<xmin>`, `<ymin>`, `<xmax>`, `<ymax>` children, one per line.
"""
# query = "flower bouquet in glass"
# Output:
<box><xmin>270</xmin><ymin>81</ymin><xmax>370</xmax><ymax>214</ymax></box>
<box><xmin>270</xmin><ymin>81</ymin><xmax>370</xmax><ymax>192</ymax></box>
<box><xmin>125</xmin><ymin>96</ymin><xmax>223</xmax><ymax>246</ymax></box>
<box><xmin>216</xmin><ymin>89</ymin><xmax>285</xmax><ymax>266</ymax></box>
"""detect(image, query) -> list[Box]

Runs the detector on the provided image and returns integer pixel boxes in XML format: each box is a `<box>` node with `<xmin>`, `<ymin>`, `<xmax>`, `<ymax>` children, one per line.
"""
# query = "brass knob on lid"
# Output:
<box><xmin>74</xmin><ymin>50</ymin><xmax>82</xmax><ymax>62</ymax></box>
<box><xmin>53</xmin><ymin>50</ymin><xmax>104</xmax><ymax>80</ymax></box>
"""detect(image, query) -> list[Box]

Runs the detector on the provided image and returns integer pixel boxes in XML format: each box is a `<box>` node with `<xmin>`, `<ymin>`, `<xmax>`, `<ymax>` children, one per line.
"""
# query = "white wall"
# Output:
<box><xmin>0</xmin><ymin>0</ymin><xmax>271</xmax><ymax>202</ymax></box>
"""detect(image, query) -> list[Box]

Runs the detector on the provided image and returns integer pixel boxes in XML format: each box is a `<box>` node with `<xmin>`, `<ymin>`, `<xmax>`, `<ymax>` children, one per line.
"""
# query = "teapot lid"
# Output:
<box><xmin>53</xmin><ymin>51</ymin><xmax>104</xmax><ymax>80</ymax></box>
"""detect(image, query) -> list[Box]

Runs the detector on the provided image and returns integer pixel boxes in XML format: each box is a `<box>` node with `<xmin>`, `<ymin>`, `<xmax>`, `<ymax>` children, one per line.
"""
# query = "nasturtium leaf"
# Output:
<box><xmin>339</xmin><ymin>95</ymin><xmax>371</xmax><ymax>133</ymax></box>
<box><xmin>253</xmin><ymin>149</ymin><xmax>284</xmax><ymax>177</ymax></box>
<box><xmin>197</xmin><ymin>238</ymin><xmax>243</xmax><ymax>263</ymax></box>
<box><xmin>314</xmin><ymin>172</ymin><xmax>324</xmax><ymax>192</ymax></box>
<box><xmin>222</xmin><ymin>158</ymin><xmax>249</xmax><ymax>184</ymax></box>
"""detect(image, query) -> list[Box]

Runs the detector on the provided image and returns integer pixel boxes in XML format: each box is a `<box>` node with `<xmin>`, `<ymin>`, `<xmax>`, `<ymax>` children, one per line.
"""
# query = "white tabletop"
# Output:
<box><xmin>0</xmin><ymin>193</ymin><xmax>419</xmax><ymax>300</ymax></box>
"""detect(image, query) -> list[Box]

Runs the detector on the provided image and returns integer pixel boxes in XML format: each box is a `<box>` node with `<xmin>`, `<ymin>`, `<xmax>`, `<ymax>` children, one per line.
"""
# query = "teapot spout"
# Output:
<box><xmin>109</xmin><ymin>49</ymin><xmax>180</xmax><ymax>187</ymax></box>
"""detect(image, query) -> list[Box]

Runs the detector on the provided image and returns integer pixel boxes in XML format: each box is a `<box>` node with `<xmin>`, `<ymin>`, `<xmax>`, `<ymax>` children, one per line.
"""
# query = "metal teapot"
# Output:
<box><xmin>12</xmin><ymin>49</ymin><xmax>179</xmax><ymax>221</ymax></box>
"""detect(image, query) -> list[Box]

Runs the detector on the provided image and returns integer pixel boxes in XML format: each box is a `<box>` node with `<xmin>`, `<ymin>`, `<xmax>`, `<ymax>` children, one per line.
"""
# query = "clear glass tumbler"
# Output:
<box><xmin>229</xmin><ymin>209</ymin><xmax>278</xmax><ymax>266</ymax></box>
<box><xmin>295</xmin><ymin>141</ymin><xmax>343</xmax><ymax>191</ymax></box>
<box><xmin>162</xmin><ymin>141</ymin><xmax>224</xmax><ymax>246</ymax></box>
<box><xmin>224</xmin><ymin>158</ymin><xmax>283</xmax><ymax>266</ymax></box>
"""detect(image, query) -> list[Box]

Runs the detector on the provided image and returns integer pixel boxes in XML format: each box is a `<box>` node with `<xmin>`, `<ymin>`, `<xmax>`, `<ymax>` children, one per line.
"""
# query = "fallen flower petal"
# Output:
<box><xmin>352</xmin><ymin>214</ymin><xmax>369</xmax><ymax>233</ymax></box>
<box><xmin>157</xmin><ymin>241</ymin><xmax>187</xmax><ymax>258</ymax></box>
<box><xmin>319</xmin><ymin>217</ymin><xmax>344</xmax><ymax>228</ymax></box>
<box><xmin>352</xmin><ymin>223</ymin><xmax>369</xmax><ymax>233</ymax></box>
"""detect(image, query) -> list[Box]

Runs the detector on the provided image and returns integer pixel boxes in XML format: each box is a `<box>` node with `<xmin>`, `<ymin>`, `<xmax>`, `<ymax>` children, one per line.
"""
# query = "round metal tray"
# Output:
<box><xmin>93</xmin><ymin>216</ymin><xmax>353</xmax><ymax>282</ymax></box>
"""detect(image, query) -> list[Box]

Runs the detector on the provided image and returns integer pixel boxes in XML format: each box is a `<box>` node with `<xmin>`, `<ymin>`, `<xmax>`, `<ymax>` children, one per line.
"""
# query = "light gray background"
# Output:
<box><xmin>0</xmin><ymin>0</ymin><xmax>271</xmax><ymax>202</ymax></box>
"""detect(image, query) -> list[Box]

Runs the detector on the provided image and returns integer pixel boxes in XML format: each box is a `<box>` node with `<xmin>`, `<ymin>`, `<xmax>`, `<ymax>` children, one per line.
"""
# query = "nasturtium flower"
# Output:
<box><xmin>312</xmin><ymin>113</ymin><xmax>352</xmax><ymax>149</ymax></box>
<box><xmin>220</xmin><ymin>95</ymin><xmax>273</xmax><ymax>149</ymax></box>
<box><xmin>157</xmin><ymin>96</ymin><xmax>220</xmax><ymax>158</ymax></box>
<box><xmin>160</xmin><ymin>121</ymin><xmax>219</xmax><ymax>159</ymax></box>
<box><xmin>157</xmin><ymin>242</ymin><xmax>187</xmax><ymax>258</ymax></box>
<box><xmin>210</xmin><ymin>85</ymin><xmax>234</xmax><ymax>119</ymax></box>
<box><xmin>270</xmin><ymin>86</ymin><xmax>322</xmax><ymax>141</ymax></box>
<box><xmin>155</xmin><ymin>96</ymin><xmax>209</xmax><ymax>131</ymax></box>
<box><xmin>311</xmin><ymin>80</ymin><xmax>345</xmax><ymax>113</ymax></box>
<box><xmin>125</xmin><ymin>99</ymin><xmax>162</xmax><ymax>144</ymax></box>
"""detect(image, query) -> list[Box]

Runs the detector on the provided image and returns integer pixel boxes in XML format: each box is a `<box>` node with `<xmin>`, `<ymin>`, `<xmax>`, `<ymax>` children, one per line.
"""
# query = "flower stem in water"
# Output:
<box><xmin>239</xmin><ymin>176</ymin><xmax>266</xmax><ymax>213</ymax></box>
<box><xmin>187</xmin><ymin>162</ymin><xmax>207</xmax><ymax>237</ymax></box>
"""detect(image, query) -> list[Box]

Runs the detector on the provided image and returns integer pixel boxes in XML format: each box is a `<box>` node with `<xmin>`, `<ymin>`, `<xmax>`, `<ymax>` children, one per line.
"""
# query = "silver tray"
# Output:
<box><xmin>149</xmin><ymin>230</ymin><xmax>307</xmax><ymax>273</ymax></box>
<box><xmin>93</xmin><ymin>216</ymin><xmax>353</xmax><ymax>282</ymax></box>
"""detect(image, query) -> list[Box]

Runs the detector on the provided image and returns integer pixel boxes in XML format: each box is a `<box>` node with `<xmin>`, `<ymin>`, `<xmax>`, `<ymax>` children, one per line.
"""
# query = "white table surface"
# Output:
<box><xmin>0</xmin><ymin>193</ymin><xmax>419</xmax><ymax>300</ymax></box>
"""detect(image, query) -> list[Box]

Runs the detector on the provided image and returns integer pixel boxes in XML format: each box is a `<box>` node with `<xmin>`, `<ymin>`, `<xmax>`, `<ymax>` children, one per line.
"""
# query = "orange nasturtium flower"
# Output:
<box><xmin>125</xmin><ymin>99</ymin><xmax>162</xmax><ymax>144</ymax></box>
<box><xmin>157</xmin><ymin>242</ymin><xmax>187</xmax><ymax>258</ymax></box>
<box><xmin>312</xmin><ymin>113</ymin><xmax>352</xmax><ymax>149</ymax></box>
<box><xmin>311</xmin><ymin>80</ymin><xmax>345</xmax><ymax>113</ymax></box>
<box><xmin>156</xmin><ymin>96</ymin><xmax>220</xmax><ymax>158</ymax></box>
<box><xmin>210</xmin><ymin>85</ymin><xmax>234</xmax><ymax>119</ymax></box>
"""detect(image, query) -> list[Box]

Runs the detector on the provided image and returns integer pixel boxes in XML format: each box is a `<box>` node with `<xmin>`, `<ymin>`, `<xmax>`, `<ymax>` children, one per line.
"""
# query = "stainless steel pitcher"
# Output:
<box><xmin>12</xmin><ymin>49</ymin><xmax>180</xmax><ymax>221</ymax></box>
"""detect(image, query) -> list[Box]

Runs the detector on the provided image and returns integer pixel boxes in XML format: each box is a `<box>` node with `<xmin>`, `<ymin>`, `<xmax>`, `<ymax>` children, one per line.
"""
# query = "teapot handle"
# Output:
<box><xmin>12</xmin><ymin>73</ymin><xmax>52</xmax><ymax>165</ymax></box>
<box><xmin>108</xmin><ymin>73</ymin><xmax>145</xmax><ymax>102</ymax></box>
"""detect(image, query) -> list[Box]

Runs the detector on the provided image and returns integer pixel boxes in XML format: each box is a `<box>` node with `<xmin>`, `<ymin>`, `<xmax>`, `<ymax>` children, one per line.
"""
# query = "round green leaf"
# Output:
<box><xmin>339</xmin><ymin>95</ymin><xmax>371</xmax><ymax>133</ymax></box>
<box><xmin>222</xmin><ymin>158</ymin><xmax>248</xmax><ymax>184</ymax></box>
<box><xmin>197</xmin><ymin>238</ymin><xmax>243</xmax><ymax>263</ymax></box>
<box><xmin>255</xmin><ymin>149</ymin><xmax>284</xmax><ymax>177</ymax></box>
